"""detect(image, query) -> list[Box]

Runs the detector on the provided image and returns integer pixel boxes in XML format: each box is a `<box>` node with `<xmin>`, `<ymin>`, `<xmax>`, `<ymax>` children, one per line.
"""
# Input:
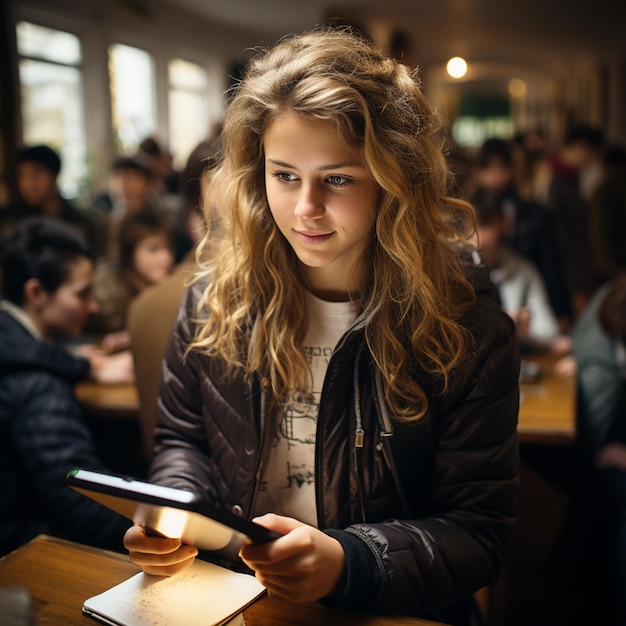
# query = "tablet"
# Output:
<box><xmin>66</xmin><ymin>468</ymin><xmax>281</xmax><ymax>555</ymax></box>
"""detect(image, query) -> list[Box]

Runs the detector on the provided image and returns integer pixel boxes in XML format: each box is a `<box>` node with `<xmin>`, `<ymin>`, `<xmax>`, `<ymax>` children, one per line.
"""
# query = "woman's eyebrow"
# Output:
<box><xmin>266</xmin><ymin>158</ymin><xmax>361</xmax><ymax>171</ymax></box>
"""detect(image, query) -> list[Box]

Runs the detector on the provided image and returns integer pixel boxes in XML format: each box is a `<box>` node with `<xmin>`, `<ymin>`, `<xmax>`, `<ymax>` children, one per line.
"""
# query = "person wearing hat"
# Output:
<box><xmin>0</xmin><ymin>145</ymin><xmax>106</xmax><ymax>259</ymax></box>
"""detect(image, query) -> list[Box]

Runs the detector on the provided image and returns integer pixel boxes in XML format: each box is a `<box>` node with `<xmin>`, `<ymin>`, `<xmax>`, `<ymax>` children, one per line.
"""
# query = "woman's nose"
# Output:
<box><xmin>294</xmin><ymin>183</ymin><xmax>325</xmax><ymax>219</ymax></box>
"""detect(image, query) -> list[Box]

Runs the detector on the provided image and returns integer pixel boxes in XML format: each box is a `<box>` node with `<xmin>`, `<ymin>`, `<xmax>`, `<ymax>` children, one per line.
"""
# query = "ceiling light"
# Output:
<box><xmin>508</xmin><ymin>78</ymin><xmax>527</xmax><ymax>98</ymax></box>
<box><xmin>446</xmin><ymin>57</ymin><xmax>467</xmax><ymax>79</ymax></box>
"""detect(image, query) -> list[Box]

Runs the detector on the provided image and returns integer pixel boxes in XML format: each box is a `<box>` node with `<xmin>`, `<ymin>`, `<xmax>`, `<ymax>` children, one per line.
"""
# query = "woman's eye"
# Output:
<box><xmin>327</xmin><ymin>175</ymin><xmax>349</xmax><ymax>187</ymax></box>
<box><xmin>276</xmin><ymin>172</ymin><xmax>298</xmax><ymax>183</ymax></box>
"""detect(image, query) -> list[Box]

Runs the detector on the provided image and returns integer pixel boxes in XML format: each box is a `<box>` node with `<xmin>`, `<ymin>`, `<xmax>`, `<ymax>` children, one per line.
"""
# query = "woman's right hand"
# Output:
<box><xmin>123</xmin><ymin>524</ymin><xmax>198</xmax><ymax>576</ymax></box>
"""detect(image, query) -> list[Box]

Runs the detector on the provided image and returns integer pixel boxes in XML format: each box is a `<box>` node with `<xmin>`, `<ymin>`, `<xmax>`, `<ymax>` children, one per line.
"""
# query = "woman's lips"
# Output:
<box><xmin>295</xmin><ymin>230</ymin><xmax>334</xmax><ymax>244</ymax></box>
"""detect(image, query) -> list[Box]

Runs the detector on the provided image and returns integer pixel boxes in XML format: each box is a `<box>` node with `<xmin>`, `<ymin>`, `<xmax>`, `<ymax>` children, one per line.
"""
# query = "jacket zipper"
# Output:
<box><xmin>246</xmin><ymin>376</ymin><xmax>270</xmax><ymax>518</ymax></box>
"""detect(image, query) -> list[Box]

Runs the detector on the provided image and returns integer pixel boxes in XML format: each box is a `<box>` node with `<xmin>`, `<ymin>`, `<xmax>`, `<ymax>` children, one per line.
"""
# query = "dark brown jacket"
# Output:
<box><xmin>149</xmin><ymin>258</ymin><xmax>520</xmax><ymax>619</ymax></box>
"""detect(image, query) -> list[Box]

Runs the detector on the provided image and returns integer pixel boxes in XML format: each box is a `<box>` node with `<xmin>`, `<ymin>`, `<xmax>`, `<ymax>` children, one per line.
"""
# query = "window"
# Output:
<box><xmin>109</xmin><ymin>43</ymin><xmax>156</xmax><ymax>155</ymax></box>
<box><xmin>168</xmin><ymin>58</ymin><xmax>209</xmax><ymax>170</ymax></box>
<box><xmin>16</xmin><ymin>21</ymin><xmax>87</xmax><ymax>198</ymax></box>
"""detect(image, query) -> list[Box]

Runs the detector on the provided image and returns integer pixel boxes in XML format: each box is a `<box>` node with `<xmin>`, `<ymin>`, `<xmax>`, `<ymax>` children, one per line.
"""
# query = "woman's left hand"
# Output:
<box><xmin>239</xmin><ymin>513</ymin><xmax>346</xmax><ymax>604</ymax></box>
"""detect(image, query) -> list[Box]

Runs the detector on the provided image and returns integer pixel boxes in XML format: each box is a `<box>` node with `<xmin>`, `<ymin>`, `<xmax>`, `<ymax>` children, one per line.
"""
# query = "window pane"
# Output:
<box><xmin>168</xmin><ymin>59</ymin><xmax>209</xmax><ymax>170</ymax></box>
<box><xmin>169</xmin><ymin>58</ymin><xmax>207</xmax><ymax>91</ymax></box>
<box><xmin>19</xmin><ymin>59</ymin><xmax>87</xmax><ymax>198</ymax></box>
<box><xmin>16</xmin><ymin>21</ymin><xmax>82</xmax><ymax>65</ymax></box>
<box><xmin>109</xmin><ymin>44</ymin><xmax>156</xmax><ymax>154</ymax></box>
<box><xmin>168</xmin><ymin>91</ymin><xmax>209</xmax><ymax>170</ymax></box>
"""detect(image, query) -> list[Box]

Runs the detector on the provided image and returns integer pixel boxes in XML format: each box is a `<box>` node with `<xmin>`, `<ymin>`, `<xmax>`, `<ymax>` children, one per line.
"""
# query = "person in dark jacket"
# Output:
<box><xmin>0</xmin><ymin>217</ymin><xmax>132</xmax><ymax>556</ymax></box>
<box><xmin>124</xmin><ymin>28</ymin><xmax>520</xmax><ymax>624</ymax></box>
<box><xmin>473</xmin><ymin>137</ymin><xmax>573</xmax><ymax>328</ymax></box>
<box><xmin>0</xmin><ymin>145</ymin><xmax>106</xmax><ymax>259</ymax></box>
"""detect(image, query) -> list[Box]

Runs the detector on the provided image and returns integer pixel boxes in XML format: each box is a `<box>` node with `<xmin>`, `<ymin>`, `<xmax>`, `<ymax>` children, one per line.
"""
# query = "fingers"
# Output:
<box><xmin>238</xmin><ymin>518</ymin><xmax>347</xmax><ymax>603</ymax></box>
<box><xmin>123</xmin><ymin>525</ymin><xmax>198</xmax><ymax>577</ymax></box>
<box><xmin>252</xmin><ymin>513</ymin><xmax>303</xmax><ymax>534</ymax></box>
<box><xmin>240</xmin><ymin>518</ymin><xmax>309</xmax><ymax>567</ymax></box>
<box><xmin>134</xmin><ymin>550</ymin><xmax>198</xmax><ymax>577</ymax></box>
<box><xmin>240</xmin><ymin>513</ymin><xmax>304</xmax><ymax>565</ymax></box>
<box><xmin>124</xmin><ymin>524</ymin><xmax>180</xmax><ymax>552</ymax></box>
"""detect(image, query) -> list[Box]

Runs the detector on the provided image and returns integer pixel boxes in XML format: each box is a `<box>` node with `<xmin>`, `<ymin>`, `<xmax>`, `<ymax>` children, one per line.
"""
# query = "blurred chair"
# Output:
<box><xmin>127</xmin><ymin>254</ymin><xmax>197</xmax><ymax>458</ymax></box>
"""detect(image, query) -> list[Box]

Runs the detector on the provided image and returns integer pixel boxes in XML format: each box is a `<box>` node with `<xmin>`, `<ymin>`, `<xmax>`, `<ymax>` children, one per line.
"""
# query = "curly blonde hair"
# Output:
<box><xmin>191</xmin><ymin>27</ymin><xmax>476</xmax><ymax>422</ymax></box>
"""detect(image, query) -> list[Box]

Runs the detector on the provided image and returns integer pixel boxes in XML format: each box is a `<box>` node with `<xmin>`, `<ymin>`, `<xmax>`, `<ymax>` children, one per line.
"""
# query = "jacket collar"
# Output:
<box><xmin>0</xmin><ymin>299</ymin><xmax>43</xmax><ymax>340</ymax></box>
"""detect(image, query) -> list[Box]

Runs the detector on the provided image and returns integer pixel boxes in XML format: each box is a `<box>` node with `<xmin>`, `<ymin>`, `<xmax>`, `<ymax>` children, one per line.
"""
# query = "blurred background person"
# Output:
<box><xmin>173</xmin><ymin>130</ymin><xmax>221</xmax><ymax>261</ymax></box>
<box><xmin>0</xmin><ymin>217</ymin><xmax>133</xmax><ymax>557</ymax></box>
<box><xmin>511</xmin><ymin>128</ymin><xmax>552</xmax><ymax>203</ymax></box>
<box><xmin>89</xmin><ymin>210</ymin><xmax>175</xmax><ymax>353</ymax></box>
<box><xmin>91</xmin><ymin>155</ymin><xmax>156</xmax><ymax>221</ymax></box>
<box><xmin>472</xmin><ymin>187</ymin><xmax>569</xmax><ymax>357</ymax></box>
<box><xmin>137</xmin><ymin>136</ymin><xmax>186</xmax><ymax>246</ymax></box>
<box><xmin>545</xmin><ymin>125</ymin><xmax>606</xmax><ymax>317</ymax></box>
<box><xmin>588</xmin><ymin>145</ymin><xmax>626</xmax><ymax>287</ymax></box>
<box><xmin>563</xmin><ymin>273</ymin><xmax>626</xmax><ymax>626</ymax></box>
<box><xmin>138</xmin><ymin>136</ymin><xmax>180</xmax><ymax>196</ymax></box>
<box><xmin>473</xmin><ymin>138</ymin><xmax>573</xmax><ymax>329</ymax></box>
<box><xmin>0</xmin><ymin>145</ymin><xmax>105</xmax><ymax>259</ymax></box>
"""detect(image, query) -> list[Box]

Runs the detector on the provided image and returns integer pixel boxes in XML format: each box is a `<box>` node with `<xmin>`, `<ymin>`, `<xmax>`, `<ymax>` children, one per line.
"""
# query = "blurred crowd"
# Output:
<box><xmin>0</xmin><ymin>132</ymin><xmax>216</xmax><ymax>557</ymax></box>
<box><xmin>0</xmin><ymin>133</ymin><xmax>219</xmax><ymax>355</ymax></box>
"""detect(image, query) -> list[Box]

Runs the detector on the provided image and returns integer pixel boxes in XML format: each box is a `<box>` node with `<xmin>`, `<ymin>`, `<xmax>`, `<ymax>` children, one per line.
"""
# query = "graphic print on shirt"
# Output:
<box><xmin>255</xmin><ymin>345</ymin><xmax>332</xmax><ymax>527</ymax></box>
<box><xmin>277</xmin><ymin>387</ymin><xmax>317</xmax><ymax>491</ymax></box>
<box><xmin>253</xmin><ymin>293</ymin><xmax>357</xmax><ymax>527</ymax></box>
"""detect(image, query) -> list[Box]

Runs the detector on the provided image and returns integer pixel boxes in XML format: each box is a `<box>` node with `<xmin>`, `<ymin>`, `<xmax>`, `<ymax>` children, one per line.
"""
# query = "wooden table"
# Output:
<box><xmin>0</xmin><ymin>535</ymin><xmax>442</xmax><ymax>625</ymax></box>
<box><xmin>75</xmin><ymin>381</ymin><xmax>140</xmax><ymax>419</ymax></box>
<box><xmin>517</xmin><ymin>354</ymin><xmax>576</xmax><ymax>444</ymax></box>
<box><xmin>76</xmin><ymin>353</ymin><xmax>576</xmax><ymax>445</ymax></box>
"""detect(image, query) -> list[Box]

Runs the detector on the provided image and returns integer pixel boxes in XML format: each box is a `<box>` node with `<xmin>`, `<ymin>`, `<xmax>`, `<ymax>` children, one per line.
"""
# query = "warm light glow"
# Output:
<box><xmin>508</xmin><ymin>78</ymin><xmax>527</xmax><ymax>98</ymax></box>
<box><xmin>447</xmin><ymin>56</ymin><xmax>467</xmax><ymax>79</ymax></box>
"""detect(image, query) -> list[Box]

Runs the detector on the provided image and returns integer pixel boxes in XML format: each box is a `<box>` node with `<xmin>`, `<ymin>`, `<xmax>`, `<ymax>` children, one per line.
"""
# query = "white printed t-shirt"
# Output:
<box><xmin>253</xmin><ymin>291</ymin><xmax>358</xmax><ymax>527</ymax></box>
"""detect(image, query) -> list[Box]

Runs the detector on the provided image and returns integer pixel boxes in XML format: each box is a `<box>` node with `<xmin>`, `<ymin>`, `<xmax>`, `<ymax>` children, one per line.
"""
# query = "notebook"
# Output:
<box><xmin>82</xmin><ymin>558</ymin><xmax>265</xmax><ymax>626</ymax></box>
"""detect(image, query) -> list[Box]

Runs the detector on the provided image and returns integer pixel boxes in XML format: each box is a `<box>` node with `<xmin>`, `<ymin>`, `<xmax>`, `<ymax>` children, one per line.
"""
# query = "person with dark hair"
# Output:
<box><xmin>474</xmin><ymin>137</ymin><xmax>573</xmax><ymax>328</ymax></box>
<box><xmin>472</xmin><ymin>187</ymin><xmax>567</xmax><ymax>354</ymax></box>
<box><xmin>123</xmin><ymin>28</ymin><xmax>520</xmax><ymax>624</ymax></box>
<box><xmin>511</xmin><ymin>128</ymin><xmax>552</xmax><ymax>202</ymax></box>
<box><xmin>172</xmin><ymin>127</ymin><xmax>221</xmax><ymax>261</ymax></box>
<box><xmin>0</xmin><ymin>217</ymin><xmax>133</xmax><ymax>556</ymax></box>
<box><xmin>0</xmin><ymin>144</ymin><xmax>106</xmax><ymax>258</ymax></box>
<box><xmin>588</xmin><ymin>145</ymin><xmax>626</xmax><ymax>284</ymax></box>
<box><xmin>138</xmin><ymin>136</ymin><xmax>180</xmax><ymax>196</ymax></box>
<box><xmin>546</xmin><ymin>125</ymin><xmax>606</xmax><ymax>317</ymax></box>
<box><xmin>91</xmin><ymin>155</ymin><xmax>156</xmax><ymax>220</ymax></box>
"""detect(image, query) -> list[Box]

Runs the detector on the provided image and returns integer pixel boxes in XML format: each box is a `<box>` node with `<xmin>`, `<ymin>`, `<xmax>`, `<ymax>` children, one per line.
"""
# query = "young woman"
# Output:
<box><xmin>0</xmin><ymin>217</ymin><xmax>133</xmax><ymax>556</ymax></box>
<box><xmin>124</xmin><ymin>28</ymin><xmax>520</xmax><ymax>623</ymax></box>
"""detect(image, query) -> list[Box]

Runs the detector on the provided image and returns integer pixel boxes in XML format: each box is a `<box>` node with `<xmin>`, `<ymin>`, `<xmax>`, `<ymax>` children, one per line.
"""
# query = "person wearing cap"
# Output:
<box><xmin>0</xmin><ymin>145</ymin><xmax>106</xmax><ymax>259</ymax></box>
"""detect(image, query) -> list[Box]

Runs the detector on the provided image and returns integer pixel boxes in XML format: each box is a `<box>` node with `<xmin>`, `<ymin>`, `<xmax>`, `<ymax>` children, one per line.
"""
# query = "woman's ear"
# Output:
<box><xmin>22</xmin><ymin>278</ymin><xmax>48</xmax><ymax>311</ymax></box>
